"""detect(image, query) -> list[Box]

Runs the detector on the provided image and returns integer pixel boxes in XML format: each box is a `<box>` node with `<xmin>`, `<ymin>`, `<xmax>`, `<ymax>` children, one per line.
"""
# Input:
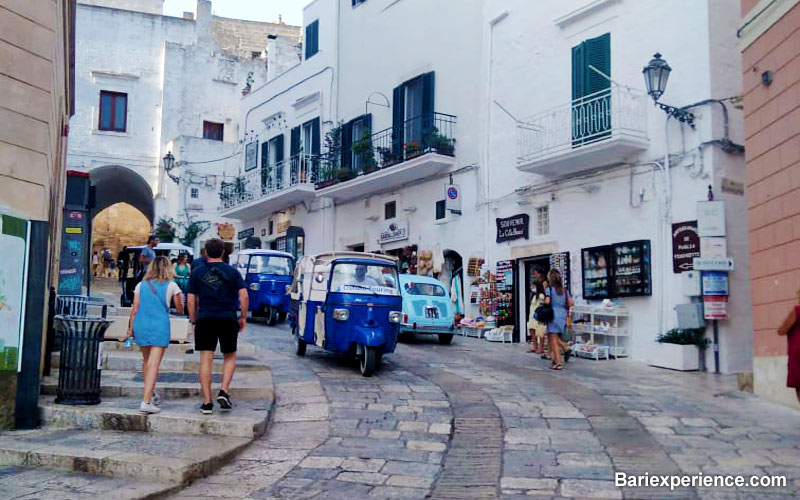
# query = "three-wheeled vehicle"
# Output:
<box><xmin>398</xmin><ymin>275</ymin><xmax>456</xmax><ymax>344</ymax></box>
<box><xmin>232</xmin><ymin>249</ymin><xmax>295</xmax><ymax>325</ymax></box>
<box><xmin>288</xmin><ymin>252</ymin><xmax>402</xmax><ymax>376</ymax></box>
<box><xmin>119</xmin><ymin>243</ymin><xmax>193</xmax><ymax>307</ymax></box>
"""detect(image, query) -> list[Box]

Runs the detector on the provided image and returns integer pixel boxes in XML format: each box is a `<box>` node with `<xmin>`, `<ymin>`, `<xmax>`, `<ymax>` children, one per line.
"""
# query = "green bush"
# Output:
<box><xmin>657</xmin><ymin>328</ymin><xmax>710</xmax><ymax>348</ymax></box>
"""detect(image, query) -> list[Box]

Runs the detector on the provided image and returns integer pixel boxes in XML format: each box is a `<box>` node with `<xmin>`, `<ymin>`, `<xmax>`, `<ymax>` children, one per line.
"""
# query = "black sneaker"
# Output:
<box><xmin>200</xmin><ymin>402</ymin><xmax>213</xmax><ymax>414</ymax></box>
<box><xmin>217</xmin><ymin>390</ymin><xmax>232</xmax><ymax>411</ymax></box>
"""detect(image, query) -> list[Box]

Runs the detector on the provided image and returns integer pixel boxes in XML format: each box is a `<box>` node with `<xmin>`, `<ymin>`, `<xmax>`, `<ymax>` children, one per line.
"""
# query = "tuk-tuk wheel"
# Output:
<box><xmin>266</xmin><ymin>307</ymin><xmax>278</xmax><ymax>326</ymax></box>
<box><xmin>438</xmin><ymin>334</ymin><xmax>454</xmax><ymax>345</ymax></box>
<box><xmin>359</xmin><ymin>345</ymin><xmax>376</xmax><ymax>377</ymax></box>
<box><xmin>293</xmin><ymin>326</ymin><xmax>306</xmax><ymax>356</ymax></box>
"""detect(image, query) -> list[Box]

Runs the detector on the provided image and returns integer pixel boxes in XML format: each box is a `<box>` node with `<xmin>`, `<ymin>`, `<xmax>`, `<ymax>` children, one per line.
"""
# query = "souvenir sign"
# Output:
<box><xmin>672</xmin><ymin>221</ymin><xmax>700</xmax><ymax>273</ymax></box>
<box><xmin>496</xmin><ymin>214</ymin><xmax>529</xmax><ymax>243</ymax></box>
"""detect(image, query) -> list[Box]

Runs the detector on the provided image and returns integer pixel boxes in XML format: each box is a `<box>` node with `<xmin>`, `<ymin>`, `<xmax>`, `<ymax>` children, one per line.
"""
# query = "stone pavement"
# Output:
<box><xmin>167</xmin><ymin>322</ymin><xmax>800</xmax><ymax>500</ymax></box>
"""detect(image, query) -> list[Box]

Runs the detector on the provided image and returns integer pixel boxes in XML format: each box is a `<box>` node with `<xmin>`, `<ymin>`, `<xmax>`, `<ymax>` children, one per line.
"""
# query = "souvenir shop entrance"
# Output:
<box><xmin>514</xmin><ymin>252</ymin><xmax>570</xmax><ymax>344</ymax></box>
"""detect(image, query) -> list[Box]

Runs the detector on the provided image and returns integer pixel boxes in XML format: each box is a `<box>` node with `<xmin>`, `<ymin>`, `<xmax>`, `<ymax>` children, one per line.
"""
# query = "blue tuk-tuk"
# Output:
<box><xmin>288</xmin><ymin>252</ymin><xmax>402</xmax><ymax>376</ymax></box>
<box><xmin>233</xmin><ymin>249</ymin><xmax>295</xmax><ymax>325</ymax></box>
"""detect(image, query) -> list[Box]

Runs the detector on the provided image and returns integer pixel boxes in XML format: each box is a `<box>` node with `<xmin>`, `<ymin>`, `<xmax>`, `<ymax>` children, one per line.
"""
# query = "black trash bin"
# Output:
<box><xmin>54</xmin><ymin>315</ymin><xmax>111</xmax><ymax>405</ymax></box>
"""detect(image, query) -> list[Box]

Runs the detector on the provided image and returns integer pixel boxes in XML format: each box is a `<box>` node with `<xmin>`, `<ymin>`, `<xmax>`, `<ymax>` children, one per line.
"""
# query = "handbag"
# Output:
<box><xmin>534</xmin><ymin>287</ymin><xmax>554</xmax><ymax>323</ymax></box>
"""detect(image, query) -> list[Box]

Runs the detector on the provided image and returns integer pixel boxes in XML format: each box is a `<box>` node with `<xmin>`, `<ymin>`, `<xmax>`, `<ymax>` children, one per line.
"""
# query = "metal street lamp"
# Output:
<box><xmin>642</xmin><ymin>53</ymin><xmax>695</xmax><ymax>129</ymax></box>
<box><xmin>162</xmin><ymin>151</ymin><xmax>180</xmax><ymax>184</ymax></box>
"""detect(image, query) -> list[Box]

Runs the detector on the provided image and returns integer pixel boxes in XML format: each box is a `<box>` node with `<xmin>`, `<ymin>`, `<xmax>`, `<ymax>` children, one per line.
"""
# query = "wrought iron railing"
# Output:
<box><xmin>315</xmin><ymin>112</ymin><xmax>456</xmax><ymax>189</ymax></box>
<box><xmin>517</xmin><ymin>87</ymin><xmax>648</xmax><ymax>165</ymax></box>
<box><xmin>220</xmin><ymin>153</ymin><xmax>319</xmax><ymax>210</ymax></box>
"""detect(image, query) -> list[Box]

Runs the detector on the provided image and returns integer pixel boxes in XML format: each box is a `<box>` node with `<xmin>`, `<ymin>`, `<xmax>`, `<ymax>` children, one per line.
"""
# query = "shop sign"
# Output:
<box><xmin>703</xmin><ymin>296</ymin><xmax>728</xmax><ymax>320</ymax></box>
<box><xmin>276</xmin><ymin>220</ymin><xmax>291</xmax><ymax>234</ymax></box>
<box><xmin>701</xmin><ymin>271</ymin><xmax>729</xmax><ymax>296</ymax></box>
<box><xmin>244</xmin><ymin>141</ymin><xmax>258</xmax><ymax>171</ymax></box>
<box><xmin>496</xmin><ymin>260</ymin><xmax>513</xmax><ymax>291</ymax></box>
<box><xmin>378</xmin><ymin>219</ymin><xmax>408</xmax><ymax>244</ymax></box>
<box><xmin>697</xmin><ymin>201</ymin><xmax>726</xmax><ymax>237</ymax></box>
<box><xmin>672</xmin><ymin>221</ymin><xmax>700</xmax><ymax>273</ymax></box>
<box><xmin>496</xmin><ymin>214</ymin><xmax>529</xmax><ymax>243</ymax></box>
<box><xmin>217</xmin><ymin>223</ymin><xmax>235</xmax><ymax>240</ymax></box>
<box><xmin>444</xmin><ymin>184</ymin><xmax>461</xmax><ymax>214</ymax></box>
<box><xmin>693</xmin><ymin>257</ymin><xmax>734</xmax><ymax>271</ymax></box>
<box><xmin>700</xmin><ymin>237</ymin><xmax>727</xmax><ymax>259</ymax></box>
<box><xmin>238</xmin><ymin>228</ymin><xmax>254</xmax><ymax>240</ymax></box>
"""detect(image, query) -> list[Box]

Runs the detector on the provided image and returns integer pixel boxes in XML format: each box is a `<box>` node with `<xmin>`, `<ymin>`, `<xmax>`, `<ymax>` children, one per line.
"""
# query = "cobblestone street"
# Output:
<box><xmin>171</xmin><ymin>321</ymin><xmax>800</xmax><ymax>500</ymax></box>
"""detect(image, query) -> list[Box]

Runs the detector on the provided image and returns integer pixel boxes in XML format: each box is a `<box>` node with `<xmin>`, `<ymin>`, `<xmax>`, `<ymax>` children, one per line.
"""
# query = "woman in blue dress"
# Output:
<box><xmin>544</xmin><ymin>269</ymin><xmax>573</xmax><ymax>370</ymax></box>
<box><xmin>123</xmin><ymin>256</ymin><xmax>184</xmax><ymax>414</ymax></box>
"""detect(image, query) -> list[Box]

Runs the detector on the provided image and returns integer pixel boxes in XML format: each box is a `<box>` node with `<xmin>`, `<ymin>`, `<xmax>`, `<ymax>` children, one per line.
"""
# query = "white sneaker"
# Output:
<box><xmin>152</xmin><ymin>392</ymin><xmax>161</xmax><ymax>406</ymax></box>
<box><xmin>140</xmin><ymin>401</ymin><xmax>161</xmax><ymax>414</ymax></box>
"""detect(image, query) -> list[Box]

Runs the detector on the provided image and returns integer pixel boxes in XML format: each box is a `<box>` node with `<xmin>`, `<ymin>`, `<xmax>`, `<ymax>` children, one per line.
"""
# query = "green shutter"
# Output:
<box><xmin>392</xmin><ymin>85</ymin><xmax>404</xmax><ymax>159</ymax></box>
<box><xmin>261</xmin><ymin>141</ymin><xmax>269</xmax><ymax>168</ymax></box>
<box><xmin>571</xmin><ymin>43</ymin><xmax>585</xmax><ymax>101</ymax></box>
<box><xmin>311</xmin><ymin>117</ymin><xmax>321</xmax><ymax>155</ymax></box>
<box><xmin>584</xmin><ymin>33</ymin><xmax>610</xmax><ymax>97</ymax></box>
<box><xmin>305</xmin><ymin>21</ymin><xmax>319</xmax><ymax>59</ymax></box>
<box><xmin>274</xmin><ymin>134</ymin><xmax>284</xmax><ymax>163</ymax></box>
<box><xmin>290</xmin><ymin>126</ymin><xmax>301</xmax><ymax>157</ymax></box>
<box><xmin>341</xmin><ymin>120</ymin><xmax>353</xmax><ymax>170</ymax></box>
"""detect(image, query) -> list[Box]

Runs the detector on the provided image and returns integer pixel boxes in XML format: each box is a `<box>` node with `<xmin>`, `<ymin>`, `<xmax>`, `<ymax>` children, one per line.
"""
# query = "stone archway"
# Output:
<box><xmin>89</xmin><ymin>165</ymin><xmax>155</xmax><ymax>223</ymax></box>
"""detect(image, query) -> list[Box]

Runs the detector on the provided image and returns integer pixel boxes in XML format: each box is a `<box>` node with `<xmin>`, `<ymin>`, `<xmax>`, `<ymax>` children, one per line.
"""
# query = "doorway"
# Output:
<box><xmin>515</xmin><ymin>255</ymin><xmax>551</xmax><ymax>344</ymax></box>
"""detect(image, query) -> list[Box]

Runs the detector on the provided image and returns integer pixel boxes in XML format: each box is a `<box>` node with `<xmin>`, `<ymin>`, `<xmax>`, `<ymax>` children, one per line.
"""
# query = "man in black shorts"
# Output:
<box><xmin>186</xmin><ymin>238</ymin><xmax>248</xmax><ymax>414</ymax></box>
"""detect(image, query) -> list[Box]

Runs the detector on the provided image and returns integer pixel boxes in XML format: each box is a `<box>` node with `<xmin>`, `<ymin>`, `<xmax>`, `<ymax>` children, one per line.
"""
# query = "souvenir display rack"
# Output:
<box><xmin>569</xmin><ymin>304</ymin><xmax>630</xmax><ymax>358</ymax></box>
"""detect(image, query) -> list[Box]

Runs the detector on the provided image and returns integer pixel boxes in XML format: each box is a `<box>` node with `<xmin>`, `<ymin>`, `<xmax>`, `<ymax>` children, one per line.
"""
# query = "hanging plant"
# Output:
<box><xmin>180</xmin><ymin>221</ymin><xmax>210</xmax><ymax>247</ymax></box>
<box><xmin>154</xmin><ymin>217</ymin><xmax>177</xmax><ymax>243</ymax></box>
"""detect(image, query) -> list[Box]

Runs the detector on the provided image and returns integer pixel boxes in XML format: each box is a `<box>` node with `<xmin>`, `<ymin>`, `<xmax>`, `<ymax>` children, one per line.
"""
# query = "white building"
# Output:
<box><xmin>66</xmin><ymin>0</ymin><xmax>300</xmax><ymax>251</ymax></box>
<box><xmin>222</xmin><ymin>0</ymin><xmax>751</xmax><ymax>374</ymax></box>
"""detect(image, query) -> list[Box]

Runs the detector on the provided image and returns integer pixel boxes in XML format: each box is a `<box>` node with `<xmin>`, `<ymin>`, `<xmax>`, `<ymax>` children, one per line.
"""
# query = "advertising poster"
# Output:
<box><xmin>496</xmin><ymin>260</ymin><xmax>513</xmax><ymax>291</ymax></box>
<box><xmin>701</xmin><ymin>271</ymin><xmax>729</xmax><ymax>296</ymax></box>
<box><xmin>671</xmin><ymin>221</ymin><xmax>700</xmax><ymax>273</ymax></box>
<box><xmin>0</xmin><ymin>215</ymin><xmax>29</xmax><ymax>372</ymax></box>
<box><xmin>703</xmin><ymin>296</ymin><xmax>728</xmax><ymax>320</ymax></box>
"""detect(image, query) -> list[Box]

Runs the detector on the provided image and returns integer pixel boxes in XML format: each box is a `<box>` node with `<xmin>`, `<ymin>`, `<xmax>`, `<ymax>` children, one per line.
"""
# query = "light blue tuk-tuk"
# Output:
<box><xmin>233</xmin><ymin>249</ymin><xmax>295</xmax><ymax>325</ymax></box>
<box><xmin>288</xmin><ymin>252</ymin><xmax>402</xmax><ymax>376</ymax></box>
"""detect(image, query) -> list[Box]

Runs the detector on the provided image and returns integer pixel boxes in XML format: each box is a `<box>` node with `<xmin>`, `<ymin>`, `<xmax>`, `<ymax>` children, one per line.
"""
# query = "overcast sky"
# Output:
<box><xmin>163</xmin><ymin>0</ymin><xmax>306</xmax><ymax>25</ymax></box>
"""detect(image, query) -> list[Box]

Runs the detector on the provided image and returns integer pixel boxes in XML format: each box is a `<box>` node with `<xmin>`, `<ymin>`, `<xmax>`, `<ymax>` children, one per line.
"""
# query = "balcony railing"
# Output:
<box><xmin>517</xmin><ymin>87</ymin><xmax>648</xmax><ymax>169</ymax></box>
<box><xmin>219</xmin><ymin>153</ymin><xmax>319</xmax><ymax>210</ymax></box>
<box><xmin>315</xmin><ymin>112</ymin><xmax>456</xmax><ymax>189</ymax></box>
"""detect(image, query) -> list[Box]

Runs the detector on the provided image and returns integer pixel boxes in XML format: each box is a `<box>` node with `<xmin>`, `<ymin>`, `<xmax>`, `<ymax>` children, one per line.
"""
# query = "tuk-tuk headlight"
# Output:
<box><xmin>249</xmin><ymin>283</ymin><xmax>260</xmax><ymax>291</ymax></box>
<box><xmin>388</xmin><ymin>311</ymin><xmax>402</xmax><ymax>324</ymax></box>
<box><xmin>333</xmin><ymin>308</ymin><xmax>349</xmax><ymax>321</ymax></box>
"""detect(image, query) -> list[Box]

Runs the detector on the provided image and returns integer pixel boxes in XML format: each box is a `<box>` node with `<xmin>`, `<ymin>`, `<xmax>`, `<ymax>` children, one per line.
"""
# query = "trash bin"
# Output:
<box><xmin>53</xmin><ymin>315</ymin><xmax>111</xmax><ymax>405</ymax></box>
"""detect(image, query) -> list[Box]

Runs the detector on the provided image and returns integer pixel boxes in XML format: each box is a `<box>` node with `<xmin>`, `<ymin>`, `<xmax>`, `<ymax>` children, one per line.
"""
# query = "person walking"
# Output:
<box><xmin>544</xmin><ymin>269</ymin><xmax>573</xmax><ymax>370</ymax></box>
<box><xmin>118</xmin><ymin>246</ymin><xmax>129</xmax><ymax>282</ymax></box>
<box><xmin>122</xmin><ymin>256</ymin><xmax>184</xmax><ymax>414</ymax></box>
<box><xmin>527</xmin><ymin>280</ymin><xmax>547</xmax><ymax>354</ymax></box>
<box><xmin>186</xmin><ymin>238</ymin><xmax>248</xmax><ymax>414</ymax></box>
<box><xmin>91</xmin><ymin>251</ymin><xmax>99</xmax><ymax>277</ymax></box>
<box><xmin>777</xmin><ymin>286</ymin><xmax>800</xmax><ymax>404</ymax></box>
<box><xmin>102</xmin><ymin>248</ymin><xmax>113</xmax><ymax>277</ymax></box>
<box><xmin>174</xmin><ymin>253</ymin><xmax>191</xmax><ymax>293</ymax></box>
<box><xmin>140</xmin><ymin>235</ymin><xmax>159</xmax><ymax>267</ymax></box>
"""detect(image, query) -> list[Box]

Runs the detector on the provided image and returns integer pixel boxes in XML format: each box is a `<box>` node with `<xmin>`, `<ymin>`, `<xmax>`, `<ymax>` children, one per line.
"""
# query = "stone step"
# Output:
<box><xmin>41</xmin><ymin>368</ymin><xmax>273</xmax><ymax>401</ymax></box>
<box><xmin>0</xmin><ymin>465</ymin><xmax>180</xmax><ymax>500</ymax></box>
<box><xmin>40</xmin><ymin>395</ymin><xmax>272</xmax><ymax>439</ymax></box>
<box><xmin>103</xmin><ymin>340</ymin><xmax>258</xmax><ymax>356</ymax></box>
<box><xmin>52</xmin><ymin>348</ymin><xmax>268</xmax><ymax>373</ymax></box>
<box><xmin>0</xmin><ymin>428</ymin><xmax>250</xmax><ymax>484</ymax></box>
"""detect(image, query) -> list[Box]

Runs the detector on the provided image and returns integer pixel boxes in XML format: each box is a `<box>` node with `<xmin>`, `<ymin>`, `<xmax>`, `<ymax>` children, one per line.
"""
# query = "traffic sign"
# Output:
<box><xmin>693</xmin><ymin>257</ymin><xmax>734</xmax><ymax>271</ymax></box>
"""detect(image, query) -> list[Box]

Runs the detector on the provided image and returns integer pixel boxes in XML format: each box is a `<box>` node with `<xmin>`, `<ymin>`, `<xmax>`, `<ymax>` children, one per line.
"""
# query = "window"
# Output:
<box><xmin>537</xmin><ymin>205</ymin><xmax>549</xmax><ymax>236</ymax></box>
<box><xmin>385</xmin><ymin>201</ymin><xmax>396</xmax><ymax>220</ymax></box>
<box><xmin>251</xmin><ymin>51</ymin><xmax>261</xmax><ymax>59</ymax></box>
<box><xmin>392</xmin><ymin>72</ymin><xmax>434</xmax><ymax>158</ymax></box>
<box><xmin>305</xmin><ymin>20</ymin><xmax>319</xmax><ymax>60</ymax></box>
<box><xmin>435</xmin><ymin>200</ymin><xmax>446</xmax><ymax>220</ymax></box>
<box><xmin>190</xmin><ymin>188</ymin><xmax>199</xmax><ymax>199</ymax></box>
<box><xmin>247</xmin><ymin>255</ymin><xmax>293</xmax><ymax>276</ymax></box>
<box><xmin>99</xmin><ymin>91</ymin><xmax>127</xmax><ymax>132</ymax></box>
<box><xmin>404</xmin><ymin>282</ymin><xmax>446</xmax><ymax>296</ymax></box>
<box><xmin>203</xmin><ymin>121</ymin><xmax>224</xmax><ymax>141</ymax></box>
<box><xmin>352</xmin><ymin>0</ymin><xmax>367</xmax><ymax>5</ymax></box>
<box><xmin>268</xmin><ymin>219</ymin><xmax>274</xmax><ymax>235</ymax></box>
<box><xmin>572</xmin><ymin>33</ymin><xmax>611</xmax><ymax>145</ymax></box>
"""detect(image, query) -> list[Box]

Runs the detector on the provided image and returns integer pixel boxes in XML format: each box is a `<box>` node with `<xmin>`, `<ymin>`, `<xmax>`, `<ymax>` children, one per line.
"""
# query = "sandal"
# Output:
<box><xmin>549</xmin><ymin>364</ymin><xmax>563</xmax><ymax>370</ymax></box>
<box><xmin>563</xmin><ymin>349</ymin><xmax>573</xmax><ymax>363</ymax></box>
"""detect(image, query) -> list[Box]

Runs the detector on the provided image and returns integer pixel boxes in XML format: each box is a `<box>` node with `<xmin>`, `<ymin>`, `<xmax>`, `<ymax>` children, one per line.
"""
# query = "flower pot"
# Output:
<box><xmin>649</xmin><ymin>343</ymin><xmax>700</xmax><ymax>371</ymax></box>
<box><xmin>315</xmin><ymin>178</ymin><xmax>339</xmax><ymax>190</ymax></box>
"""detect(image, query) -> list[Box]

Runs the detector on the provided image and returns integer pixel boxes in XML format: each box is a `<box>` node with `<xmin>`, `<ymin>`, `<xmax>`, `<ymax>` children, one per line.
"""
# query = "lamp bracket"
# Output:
<box><xmin>655</xmin><ymin>101</ymin><xmax>696</xmax><ymax>129</ymax></box>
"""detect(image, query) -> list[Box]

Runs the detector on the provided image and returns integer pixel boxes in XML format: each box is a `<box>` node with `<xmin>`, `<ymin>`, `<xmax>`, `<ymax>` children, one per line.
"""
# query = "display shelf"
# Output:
<box><xmin>569</xmin><ymin>305</ymin><xmax>629</xmax><ymax>358</ymax></box>
<box><xmin>573</xmin><ymin>343</ymin><xmax>610</xmax><ymax>360</ymax></box>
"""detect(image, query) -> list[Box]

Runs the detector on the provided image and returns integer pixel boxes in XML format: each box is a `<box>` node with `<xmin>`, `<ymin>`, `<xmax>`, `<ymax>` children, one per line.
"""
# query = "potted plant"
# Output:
<box><xmin>650</xmin><ymin>328</ymin><xmax>710</xmax><ymax>371</ymax></box>
<box><xmin>425</xmin><ymin>127</ymin><xmax>455</xmax><ymax>156</ymax></box>
<box><xmin>335</xmin><ymin>168</ymin><xmax>357</xmax><ymax>182</ymax></box>
<box><xmin>405</xmin><ymin>141</ymin><xmax>422</xmax><ymax>159</ymax></box>
<box><xmin>352</xmin><ymin>131</ymin><xmax>378</xmax><ymax>174</ymax></box>
<box><xmin>377</xmin><ymin>146</ymin><xmax>398</xmax><ymax>168</ymax></box>
<box><xmin>314</xmin><ymin>165</ymin><xmax>338</xmax><ymax>189</ymax></box>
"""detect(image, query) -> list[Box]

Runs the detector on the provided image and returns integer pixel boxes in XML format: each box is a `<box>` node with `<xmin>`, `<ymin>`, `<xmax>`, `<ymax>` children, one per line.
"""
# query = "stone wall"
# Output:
<box><xmin>91</xmin><ymin>203</ymin><xmax>153</xmax><ymax>258</ymax></box>
<box><xmin>79</xmin><ymin>0</ymin><xmax>163</xmax><ymax>15</ymax></box>
<box><xmin>211</xmin><ymin>15</ymin><xmax>301</xmax><ymax>60</ymax></box>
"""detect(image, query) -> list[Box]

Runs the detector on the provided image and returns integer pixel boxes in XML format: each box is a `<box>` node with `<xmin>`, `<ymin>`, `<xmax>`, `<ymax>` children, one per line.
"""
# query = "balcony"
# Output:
<box><xmin>315</xmin><ymin>112</ymin><xmax>456</xmax><ymax>202</ymax></box>
<box><xmin>219</xmin><ymin>154</ymin><xmax>319</xmax><ymax>219</ymax></box>
<box><xmin>517</xmin><ymin>87</ymin><xmax>649</xmax><ymax>176</ymax></box>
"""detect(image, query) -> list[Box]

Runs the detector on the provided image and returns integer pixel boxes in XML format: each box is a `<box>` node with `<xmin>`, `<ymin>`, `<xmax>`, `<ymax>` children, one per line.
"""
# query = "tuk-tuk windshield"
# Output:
<box><xmin>404</xmin><ymin>282</ymin><xmax>446</xmax><ymax>296</ymax></box>
<box><xmin>248</xmin><ymin>255</ymin><xmax>293</xmax><ymax>276</ymax></box>
<box><xmin>330</xmin><ymin>263</ymin><xmax>399</xmax><ymax>294</ymax></box>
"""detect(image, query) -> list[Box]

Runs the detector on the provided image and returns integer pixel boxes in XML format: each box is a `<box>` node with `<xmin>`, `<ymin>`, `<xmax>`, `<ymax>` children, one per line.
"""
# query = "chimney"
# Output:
<box><xmin>183</xmin><ymin>11</ymin><xmax>194</xmax><ymax>20</ymax></box>
<box><xmin>196</xmin><ymin>0</ymin><xmax>212</xmax><ymax>42</ymax></box>
<box><xmin>267</xmin><ymin>35</ymin><xmax>278</xmax><ymax>81</ymax></box>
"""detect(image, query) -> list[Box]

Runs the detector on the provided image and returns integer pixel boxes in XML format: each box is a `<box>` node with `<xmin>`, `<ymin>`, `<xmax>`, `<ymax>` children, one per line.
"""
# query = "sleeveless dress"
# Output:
<box><xmin>175</xmin><ymin>264</ymin><xmax>190</xmax><ymax>292</ymax></box>
<box><xmin>788</xmin><ymin>305</ymin><xmax>800</xmax><ymax>389</ymax></box>
<box><xmin>546</xmin><ymin>287</ymin><xmax>569</xmax><ymax>336</ymax></box>
<box><xmin>133</xmin><ymin>280</ymin><xmax>171</xmax><ymax>347</ymax></box>
<box><xmin>528</xmin><ymin>293</ymin><xmax>547</xmax><ymax>338</ymax></box>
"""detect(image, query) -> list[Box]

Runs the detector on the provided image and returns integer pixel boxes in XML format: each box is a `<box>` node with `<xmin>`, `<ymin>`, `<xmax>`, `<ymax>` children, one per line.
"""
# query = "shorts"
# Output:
<box><xmin>195</xmin><ymin>318</ymin><xmax>239</xmax><ymax>353</ymax></box>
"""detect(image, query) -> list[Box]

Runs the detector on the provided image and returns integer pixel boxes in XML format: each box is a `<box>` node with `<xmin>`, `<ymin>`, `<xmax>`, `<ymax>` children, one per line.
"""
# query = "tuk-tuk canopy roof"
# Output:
<box><xmin>128</xmin><ymin>243</ymin><xmax>194</xmax><ymax>255</ymax></box>
<box><xmin>310</xmin><ymin>252</ymin><xmax>398</xmax><ymax>266</ymax></box>
<box><xmin>399</xmin><ymin>274</ymin><xmax>447</xmax><ymax>287</ymax></box>
<box><xmin>236</xmin><ymin>249</ymin><xmax>293</xmax><ymax>259</ymax></box>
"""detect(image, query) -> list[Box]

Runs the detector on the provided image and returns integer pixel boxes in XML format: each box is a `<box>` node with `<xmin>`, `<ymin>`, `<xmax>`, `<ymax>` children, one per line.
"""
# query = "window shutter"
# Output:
<box><xmin>584</xmin><ymin>33</ymin><xmax>610</xmax><ymax>96</ymax></box>
<box><xmin>392</xmin><ymin>85</ymin><xmax>404</xmax><ymax>158</ymax></box>
<box><xmin>364</xmin><ymin>113</ymin><xmax>372</xmax><ymax>135</ymax></box>
<box><xmin>261</xmin><ymin>141</ymin><xmax>269</xmax><ymax>168</ymax></box>
<box><xmin>571</xmin><ymin>43</ymin><xmax>585</xmax><ymax>101</ymax></box>
<box><xmin>422</xmin><ymin>72</ymin><xmax>435</xmax><ymax>120</ymax></box>
<box><xmin>311</xmin><ymin>117</ymin><xmax>321</xmax><ymax>155</ymax></box>
<box><xmin>275</xmin><ymin>134</ymin><xmax>284</xmax><ymax>164</ymax></box>
<box><xmin>341</xmin><ymin>120</ymin><xmax>353</xmax><ymax>170</ymax></box>
<box><xmin>305</xmin><ymin>21</ymin><xmax>319</xmax><ymax>59</ymax></box>
<box><xmin>290</xmin><ymin>126</ymin><xmax>301</xmax><ymax>156</ymax></box>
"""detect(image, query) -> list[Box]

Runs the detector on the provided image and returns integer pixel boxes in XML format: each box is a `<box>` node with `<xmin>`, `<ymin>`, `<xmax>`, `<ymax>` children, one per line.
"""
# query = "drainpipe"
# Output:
<box><xmin>485</xmin><ymin>11</ymin><xmax>509</xmax><ymax>266</ymax></box>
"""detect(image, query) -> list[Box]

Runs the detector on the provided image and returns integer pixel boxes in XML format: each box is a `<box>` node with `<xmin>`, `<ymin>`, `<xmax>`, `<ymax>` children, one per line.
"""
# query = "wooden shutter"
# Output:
<box><xmin>290</xmin><ymin>126</ymin><xmax>301</xmax><ymax>157</ymax></box>
<box><xmin>261</xmin><ymin>141</ymin><xmax>269</xmax><ymax>168</ymax></box>
<box><xmin>422</xmin><ymin>72</ymin><xmax>435</xmax><ymax>120</ymax></box>
<box><xmin>305</xmin><ymin>21</ymin><xmax>318</xmax><ymax>59</ymax></box>
<box><xmin>571</xmin><ymin>43</ymin><xmax>585</xmax><ymax>101</ymax></box>
<box><xmin>311</xmin><ymin>117</ymin><xmax>321</xmax><ymax>155</ymax></box>
<box><xmin>392</xmin><ymin>85</ymin><xmax>404</xmax><ymax>158</ymax></box>
<box><xmin>584</xmin><ymin>33</ymin><xmax>610</xmax><ymax>96</ymax></box>
<box><xmin>341</xmin><ymin>120</ymin><xmax>353</xmax><ymax>170</ymax></box>
<box><xmin>274</xmin><ymin>134</ymin><xmax>284</xmax><ymax>164</ymax></box>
